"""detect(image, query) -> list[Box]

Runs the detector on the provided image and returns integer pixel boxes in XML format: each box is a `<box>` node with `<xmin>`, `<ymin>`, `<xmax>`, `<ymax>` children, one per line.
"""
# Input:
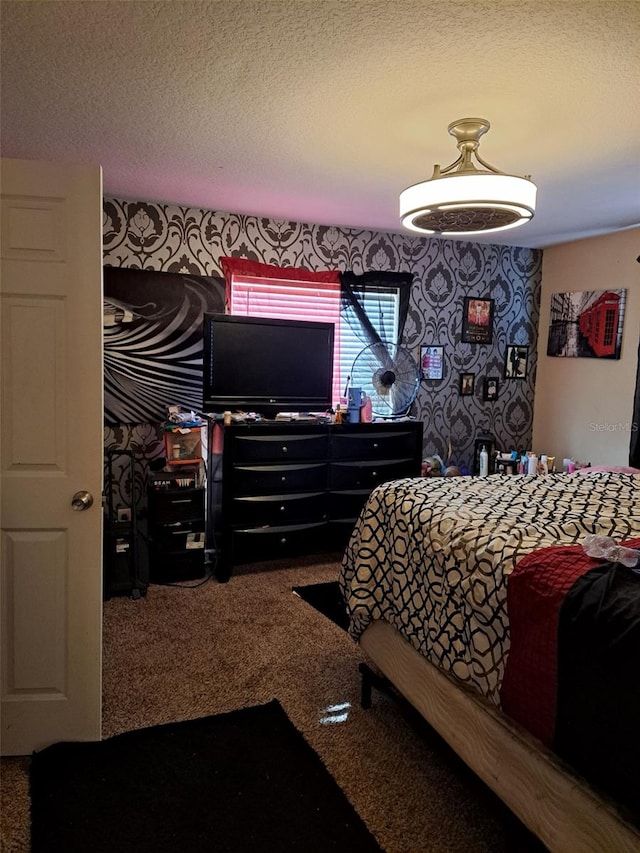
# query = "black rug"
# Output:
<box><xmin>30</xmin><ymin>699</ymin><xmax>380</xmax><ymax>853</ymax></box>
<box><xmin>292</xmin><ymin>581</ymin><xmax>349</xmax><ymax>631</ymax></box>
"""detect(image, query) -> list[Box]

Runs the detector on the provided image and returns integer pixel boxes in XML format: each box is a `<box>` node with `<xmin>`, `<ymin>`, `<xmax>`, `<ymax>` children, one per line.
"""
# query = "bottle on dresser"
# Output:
<box><xmin>360</xmin><ymin>394</ymin><xmax>373</xmax><ymax>423</ymax></box>
<box><xmin>479</xmin><ymin>445</ymin><xmax>489</xmax><ymax>477</ymax></box>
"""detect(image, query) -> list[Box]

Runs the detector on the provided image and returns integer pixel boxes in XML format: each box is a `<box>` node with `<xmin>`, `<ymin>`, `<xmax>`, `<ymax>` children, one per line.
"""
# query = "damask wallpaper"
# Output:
<box><xmin>103</xmin><ymin>198</ymin><xmax>542</xmax><ymax>505</ymax></box>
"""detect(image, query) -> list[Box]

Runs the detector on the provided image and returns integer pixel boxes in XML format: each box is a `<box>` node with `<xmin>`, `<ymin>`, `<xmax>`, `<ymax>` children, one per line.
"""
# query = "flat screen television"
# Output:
<box><xmin>203</xmin><ymin>313</ymin><xmax>335</xmax><ymax>416</ymax></box>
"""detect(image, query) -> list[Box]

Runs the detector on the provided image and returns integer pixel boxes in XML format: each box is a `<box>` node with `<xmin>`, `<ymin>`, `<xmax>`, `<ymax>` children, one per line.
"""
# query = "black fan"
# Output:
<box><xmin>350</xmin><ymin>342</ymin><xmax>420</xmax><ymax>418</ymax></box>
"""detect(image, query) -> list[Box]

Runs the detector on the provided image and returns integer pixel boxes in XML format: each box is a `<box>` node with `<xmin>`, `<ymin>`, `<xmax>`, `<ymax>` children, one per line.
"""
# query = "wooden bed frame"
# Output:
<box><xmin>360</xmin><ymin>619</ymin><xmax>640</xmax><ymax>853</ymax></box>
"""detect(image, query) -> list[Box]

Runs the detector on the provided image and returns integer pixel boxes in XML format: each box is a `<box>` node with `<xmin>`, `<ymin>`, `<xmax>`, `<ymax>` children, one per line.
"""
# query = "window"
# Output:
<box><xmin>339</xmin><ymin>286</ymin><xmax>399</xmax><ymax>387</ymax></box>
<box><xmin>221</xmin><ymin>258</ymin><xmax>401</xmax><ymax>406</ymax></box>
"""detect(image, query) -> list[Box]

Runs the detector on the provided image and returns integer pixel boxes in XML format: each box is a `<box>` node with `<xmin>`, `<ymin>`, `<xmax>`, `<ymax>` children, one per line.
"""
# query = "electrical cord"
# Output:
<box><xmin>151</xmin><ymin>571</ymin><xmax>213</xmax><ymax>590</ymax></box>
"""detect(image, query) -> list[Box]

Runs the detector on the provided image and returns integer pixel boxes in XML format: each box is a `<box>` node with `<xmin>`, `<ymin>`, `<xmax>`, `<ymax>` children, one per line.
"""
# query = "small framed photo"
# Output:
<box><xmin>420</xmin><ymin>345</ymin><xmax>444</xmax><ymax>380</ymax></box>
<box><xmin>462</xmin><ymin>297</ymin><xmax>494</xmax><ymax>344</ymax></box>
<box><xmin>505</xmin><ymin>345</ymin><xmax>529</xmax><ymax>379</ymax></box>
<box><xmin>483</xmin><ymin>376</ymin><xmax>500</xmax><ymax>401</ymax></box>
<box><xmin>459</xmin><ymin>372</ymin><xmax>475</xmax><ymax>396</ymax></box>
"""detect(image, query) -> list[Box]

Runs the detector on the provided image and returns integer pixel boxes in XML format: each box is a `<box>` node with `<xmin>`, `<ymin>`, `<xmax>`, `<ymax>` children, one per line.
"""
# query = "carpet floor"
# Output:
<box><xmin>2</xmin><ymin>554</ymin><xmax>544</xmax><ymax>852</ymax></box>
<box><xmin>30</xmin><ymin>699</ymin><xmax>380</xmax><ymax>853</ymax></box>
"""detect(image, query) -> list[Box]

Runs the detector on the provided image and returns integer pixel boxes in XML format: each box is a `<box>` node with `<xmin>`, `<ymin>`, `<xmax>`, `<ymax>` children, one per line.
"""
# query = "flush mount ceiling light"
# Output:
<box><xmin>399</xmin><ymin>118</ymin><xmax>537</xmax><ymax>237</ymax></box>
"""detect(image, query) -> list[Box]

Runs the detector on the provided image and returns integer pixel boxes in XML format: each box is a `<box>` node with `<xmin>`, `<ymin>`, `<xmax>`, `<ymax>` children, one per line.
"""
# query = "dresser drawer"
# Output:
<box><xmin>327</xmin><ymin>489</ymin><xmax>371</xmax><ymax>522</ymax></box>
<box><xmin>329</xmin><ymin>458</ymin><xmax>417</xmax><ymax>490</ymax></box>
<box><xmin>231</xmin><ymin>521</ymin><xmax>329</xmax><ymax>563</ymax></box>
<box><xmin>231</xmin><ymin>432</ymin><xmax>328</xmax><ymax>463</ymax></box>
<box><xmin>232</xmin><ymin>462</ymin><xmax>327</xmax><ymax>496</ymax></box>
<box><xmin>331</xmin><ymin>429</ymin><xmax>418</xmax><ymax>460</ymax></box>
<box><xmin>148</xmin><ymin>487</ymin><xmax>204</xmax><ymax>524</ymax></box>
<box><xmin>231</xmin><ymin>491</ymin><xmax>328</xmax><ymax>526</ymax></box>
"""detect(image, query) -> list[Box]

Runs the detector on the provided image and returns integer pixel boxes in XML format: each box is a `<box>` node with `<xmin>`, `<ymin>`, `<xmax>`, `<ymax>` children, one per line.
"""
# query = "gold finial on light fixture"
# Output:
<box><xmin>399</xmin><ymin>118</ymin><xmax>537</xmax><ymax>236</ymax></box>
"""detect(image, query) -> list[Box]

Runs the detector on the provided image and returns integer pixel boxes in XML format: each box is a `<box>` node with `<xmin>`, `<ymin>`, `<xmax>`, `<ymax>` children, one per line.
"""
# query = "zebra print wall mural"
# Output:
<box><xmin>104</xmin><ymin>267</ymin><xmax>224</xmax><ymax>424</ymax></box>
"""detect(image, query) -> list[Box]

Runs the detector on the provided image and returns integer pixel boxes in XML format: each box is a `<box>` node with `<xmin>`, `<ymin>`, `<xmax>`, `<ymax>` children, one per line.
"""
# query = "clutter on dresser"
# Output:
<box><xmin>562</xmin><ymin>457</ymin><xmax>591</xmax><ymax>473</ymax></box>
<box><xmin>163</xmin><ymin>415</ymin><xmax>205</xmax><ymax>464</ymax></box>
<box><xmin>495</xmin><ymin>450</ymin><xmax>519</xmax><ymax>475</ymax></box>
<box><xmin>494</xmin><ymin>450</ymin><xmax>556</xmax><ymax>475</ymax></box>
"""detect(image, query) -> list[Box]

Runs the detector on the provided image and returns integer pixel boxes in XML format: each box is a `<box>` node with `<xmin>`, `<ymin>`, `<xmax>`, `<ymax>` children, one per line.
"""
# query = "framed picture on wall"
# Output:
<box><xmin>459</xmin><ymin>372</ymin><xmax>475</xmax><ymax>396</ymax></box>
<box><xmin>462</xmin><ymin>297</ymin><xmax>494</xmax><ymax>344</ymax></box>
<box><xmin>546</xmin><ymin>289</ymin><xmax>626</xmax><ymax>359</ymax></box>
<box><xmin>420</xmin><ymin>345</ymin><xmax>444</xmax><ymax>380</ymax></box>
<box><xmin>505</xmin><ymin>345</ymin><xmax>529</xmax><ymax>379</ymax></box>
<box><xmin>483</xmin><ymin>377</ymin><xmax>500</xmax><ymax>401</ymax></box>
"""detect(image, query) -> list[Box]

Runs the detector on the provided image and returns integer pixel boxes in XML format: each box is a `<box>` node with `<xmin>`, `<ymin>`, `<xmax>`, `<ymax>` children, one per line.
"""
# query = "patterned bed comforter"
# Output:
<box><xmin>339</xmin><ymin>472</ymin><xmax>640</xmax><ymax>705</ymax></box>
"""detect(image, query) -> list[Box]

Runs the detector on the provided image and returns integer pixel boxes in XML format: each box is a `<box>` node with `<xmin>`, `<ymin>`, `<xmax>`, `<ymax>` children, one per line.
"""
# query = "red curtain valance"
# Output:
<box><xmin>220</xmin><ymin>257</ymin><xmax>340</xmax><ymax>285</ymax></box>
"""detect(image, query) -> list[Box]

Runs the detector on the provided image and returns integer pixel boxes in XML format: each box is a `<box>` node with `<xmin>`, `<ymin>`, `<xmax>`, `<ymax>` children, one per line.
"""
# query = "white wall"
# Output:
<box><xmin>532</xmin><ymin>228</ymin><xmax>639</xmax><ymax>467</ymax></box>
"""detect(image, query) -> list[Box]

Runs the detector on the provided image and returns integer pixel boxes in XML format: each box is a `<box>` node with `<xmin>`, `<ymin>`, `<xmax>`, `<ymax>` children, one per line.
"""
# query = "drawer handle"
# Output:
<box><xmin>280</xmin><ymin>505</ymin><xmax>285</xmax><ymax>512</ymax></box>
<box><xmin>373</xmin><ymin>443</ymin><xmax>379</xmax><ymax>449</ymax></box>
<box><xmin>281</xmin><ymin>445</ymin><xmax>288</xmax><ymax>453</ymax></box>
<box><xmin>170</xmin><ymin>499</ymin><xmax>192</xmax><ymax>504</ymax></box>
<box><xmin>280</xmin><ymin>537</ymin><xmax>287</xmax><ymax>545</ymax></box>
<box><xmin>371</xmin><ymin>471</ymin><xmax>377</xmax><ymax>477</ymax></box>
<box><xmin>281</xmin><ymin>476</ymin><xmax>287</xmax><ymax>482</ymax></box>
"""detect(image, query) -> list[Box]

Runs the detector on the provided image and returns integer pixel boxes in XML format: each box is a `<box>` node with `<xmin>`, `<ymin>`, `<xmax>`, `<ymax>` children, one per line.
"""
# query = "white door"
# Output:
<box><xmin>1</xmin><ymin>158</ymin><xmax>104</xmax><ymax>755</ymax></box>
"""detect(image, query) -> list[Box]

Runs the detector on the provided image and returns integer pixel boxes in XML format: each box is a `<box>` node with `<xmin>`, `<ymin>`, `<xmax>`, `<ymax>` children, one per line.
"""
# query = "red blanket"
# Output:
<box><xmin>500</xmin><ymin>538</ymin><xmax>640</xmax><ymax>747</ymax></box>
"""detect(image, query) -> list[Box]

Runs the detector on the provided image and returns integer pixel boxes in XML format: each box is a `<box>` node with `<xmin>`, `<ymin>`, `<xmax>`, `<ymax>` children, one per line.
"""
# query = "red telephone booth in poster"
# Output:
<box><xmin>578</xmin><ymin>291</ymin><xmax>620</xmax><ymax>357</ymax></box>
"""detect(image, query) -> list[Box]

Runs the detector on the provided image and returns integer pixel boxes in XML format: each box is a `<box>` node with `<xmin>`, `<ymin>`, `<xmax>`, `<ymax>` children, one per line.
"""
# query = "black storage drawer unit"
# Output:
<box><xmin>212</xmin><ymin>420</ymin><xmax>422</xmax><ymax>580</ymax></box>
<box><xmin>147</xmin><ymin>485</ymin><xmax>206</xmax><ymax>582</ymax></box>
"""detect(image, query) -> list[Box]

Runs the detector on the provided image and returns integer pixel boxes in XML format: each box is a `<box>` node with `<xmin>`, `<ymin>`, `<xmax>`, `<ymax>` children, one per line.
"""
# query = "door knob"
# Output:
<box><xmin>71</xmin><ymin>490</ymin><xmax>94</xmax><ymax>511</ymax></box>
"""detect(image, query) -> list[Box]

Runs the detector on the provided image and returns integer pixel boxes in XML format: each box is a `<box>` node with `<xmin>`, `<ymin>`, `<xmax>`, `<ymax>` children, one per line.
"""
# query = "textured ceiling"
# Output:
<box><xmin>1</xmin><ymin>0</ymin><xmax>639</xmax><ymax>248</ymax></box>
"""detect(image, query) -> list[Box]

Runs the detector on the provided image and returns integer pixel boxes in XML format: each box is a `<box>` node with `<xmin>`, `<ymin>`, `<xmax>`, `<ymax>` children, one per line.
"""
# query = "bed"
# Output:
<box><xmin>339</xmin><ymin>471</ymin><xmax>640</xmax><ymax>852</ymax></box>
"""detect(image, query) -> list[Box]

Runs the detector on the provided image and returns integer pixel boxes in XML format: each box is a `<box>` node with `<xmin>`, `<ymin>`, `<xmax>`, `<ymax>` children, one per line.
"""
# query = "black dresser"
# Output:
<box><xmin>210</xmin><ymin>420</ymin><xmax>423</xmax><ymax>580</ymax></box>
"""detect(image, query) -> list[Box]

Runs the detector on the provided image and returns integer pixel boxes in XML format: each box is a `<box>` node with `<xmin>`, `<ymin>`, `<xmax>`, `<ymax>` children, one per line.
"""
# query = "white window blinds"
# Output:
<box><xmin>230</xmin><ymin>274</ymin><xmax>400</xmax><ymax>405</ymax></box>
<box><xmin>339</xmin><ymin>287</ymin><xmax>399</xmax><ymax>390</ymax></box>
<box><xmin>230</xmin><ymin>274</ymin><xmax>342</xmax><ymax>404</ymax></box>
